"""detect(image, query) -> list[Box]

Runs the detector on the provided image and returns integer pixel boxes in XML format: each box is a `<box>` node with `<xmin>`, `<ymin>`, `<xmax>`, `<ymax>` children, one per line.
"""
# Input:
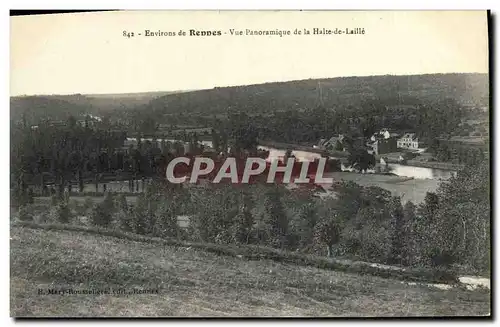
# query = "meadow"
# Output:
<box><xmin>11</xmin><ymin>226</ymin><xmax>490</xmax><ymax>317</ymax></box>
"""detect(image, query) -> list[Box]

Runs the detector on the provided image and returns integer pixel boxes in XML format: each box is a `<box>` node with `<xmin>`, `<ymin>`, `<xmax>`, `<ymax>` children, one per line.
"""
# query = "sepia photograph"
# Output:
<box><xmin>9</xmin><ymin>10</ymin><xmax>491</xmax><ymax>317</ymax></box>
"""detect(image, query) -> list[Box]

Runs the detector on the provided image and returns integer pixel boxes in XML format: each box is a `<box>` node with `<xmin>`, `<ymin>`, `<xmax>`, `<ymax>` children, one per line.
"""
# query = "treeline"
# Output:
<box><xmin>10</xmin><ymin>117</ymin><xmax>278</xmax><ymax>204</ymax></box>
<box><xmin>427</xmin><ymin>139</ymin><xmax>487</xmax><ymax>165</ymax></box>
<box><xmin>17</xmin><ymin>158</ymin><xmax>490</xmax><ymax>274</ymax></box>
<box><xmin>10</xmin><ymin>117</ymin><xmax>206</xmax><ymax>200</ymax></box>
<box><xmin>130</xmin><ymin>97</ymin><xmax>472</xmax><ymax>150</ymax></box>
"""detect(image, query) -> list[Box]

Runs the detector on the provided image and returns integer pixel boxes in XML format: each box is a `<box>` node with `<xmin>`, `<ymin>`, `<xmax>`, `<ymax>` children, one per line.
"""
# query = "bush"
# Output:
<box><xmin>11</xmin><ymin>187</ymin><xmax>34</xmax><ymax>209</ymax></box>
<box><xmin>50</xmin><ymin>195</ymin><xmax>59</xmax><ymax>207</ymax></box>
<box><xmin>113</xmin><ymin>194</ymin><xmax>133</xmax><ymax>232</ymax></box>
<box><xmin>90</xmin><ymin>193</ymin><xmax>115</xmax><ymax>228</ymax></box>
<box><xmin>288</xmin><ymin>202</ymin><xmax>317</xmax><ymax>250</ymax></box>
<box><xmin>90</xmin><ymin>203</ymin><xmax>113</xmax><ymax>228</ymax></box>
<box><xmin>188</xmin><ymin>185</ymin><xmax>239</xmax><ymax>243</ymax></box>
<box><xmin>53</xmin><ymin>202</ymin><xmax>71</xmax><ymax>224</ymax></box>
<box><xmin>152</xmin><ymin>201</ymin><xmax>179</xmax><ymax>238</ymax></box>
<box><xmin>132</xmin><ymin>194</ymin><xmax>154</xmax><ymax>235</ymax></box>
<box><xmin>82</xmin><ymin>197</ymin><xmax>95</xmax><ymax>213</ymax></box>
<box><xmin>17</xmin><ymin>205</ymin><xmax>33</xmax><ymax>222</ymax></box>
<box><xmin>262</xmin><ymin>186</ymin><xmax>289</xmax><ymax>249</ymax></box>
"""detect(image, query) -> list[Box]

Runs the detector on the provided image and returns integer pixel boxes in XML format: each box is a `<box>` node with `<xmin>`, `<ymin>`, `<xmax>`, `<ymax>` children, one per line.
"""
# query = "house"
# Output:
<box><xmin>368</xmin><ymin>129</ymin><xmax>398</xmax><ymax>155</ymax></box>
<box><xmin>76</xmin><ymin>115</ymin><xmax>100</xmax><ymax>128</ymax></box>
<box><xmin>368</xmin><ymin>137</ymin><xmax>398</xmax><ymax>155</ymax></box>
<box><xmin>370</xmin><ymin>128</ymin><xmax>399</xmax><ymax>141</ymax></box>
<box><xmin>397</xmin><ymin>133</ymin><xmax>425</xmax><ymax>150</ymax></box>
<box><xmin>48</xmin><ymin>120</ymin><xmax>67</xmax><ymax>128</ymax></box>
<box><xmin>317</xmin><ymin>134</ymin><xmax>345</xmax><ymax>151</ymax></box>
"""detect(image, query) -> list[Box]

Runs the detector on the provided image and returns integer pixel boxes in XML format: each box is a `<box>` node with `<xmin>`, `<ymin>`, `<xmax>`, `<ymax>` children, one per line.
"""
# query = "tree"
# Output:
<box><xmin>84</xmin><ymin>115</ymin><xmax>91</xmax><ymax>129</ymax></box>
<box><xmin>231</xmin><ymin>124</ymin><xmax>259</xmax><ymax>155</ymax></box>
<box><xmin>290</xmin><ymin>201</ymin><xmax>318</xmax><ymax>250</ymax></box>
<box><xmin>153</xmin><ymin>199</ymin><xmax>179</xmax><ymax>238</ymax></box>
<box><xmin>402</xmin><ymin>201</ymin><xmax>417</xmax><ymax>266</ymax></box>
<box><xmin>263</xmin><ymin>186</ymin><xmax>288</xmax><ymax>248</ymax></box>
<box><xmin>220</xmin><ymin>131</ymin><xmax>229</xmax><ymax>154</ymax></box>
<box><xmin>114</xmin><ymin>193</ymin><xmax>132</xmax><ymax>232</ymax></box>
<box><xmin>388</xmin><ymin>196</ymin><xmax>405</xmax><ymax>264</ymax></box>
<box><xmin>51</xmin><ymin>201</ymin><xmax>71</xmax><ymax>224</ymax></box>
<box><xmin>347</xmin><ymin>148</ymin><xmax>376</xmax><ymax>173</ymax></box>
<box><xmin>91</xmin><ymin>192</ymin><xmax>114</xmax><ymax>227</ymax></box>
<box><xmin>18</xmin><ymin>205</ymin><xmax>33</xmax><ymax>222</ymax></box>
<box><xmin>334</xmin><ymin>140</ymin><xmax>344</xmax><ymax>151</ymax></box>
<box><xmin>231</xmin><ymin>193</ymin><xmax>254</xmax><ymax>244</ymax></box>
<box><xmin>67</xmin><ymin>115</ymin><xmax>77</xmax><ymax>129</ymax></box>
<box><xmin>417</xmin><ymin>192</ymin><xmax>439</xmax><ymax>224</ymax></box>
<box><xmin>426</xmin><ymin>159</ymin><xmax>490</xmax><ymax>271</ymax></box>
<box><xmin>211</xmin><ymin>128</ymin><xmax>221</xmax><ymax>153</ymax></box>
<box><xmin>313</xmin><ymin>214</ymin><xmax>341</xmax><ymax>257</ymax></box>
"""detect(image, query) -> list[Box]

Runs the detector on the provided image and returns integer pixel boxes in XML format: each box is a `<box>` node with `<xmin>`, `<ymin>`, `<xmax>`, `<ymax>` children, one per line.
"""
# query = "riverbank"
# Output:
<box><xmin>404</xmin><ymin>159</ymin><xmax>463</xmax><ymax>171</ymax></box>
<box><xmin>259</xmin><ymin>140</ymin><xmax>462</xmax><ymax>171</ymax></box>
<box><xmin>322</xmin><ymin>171</ymin><xmax>440</xmax><ymax>204</ymax></box>
<box><xmin>258</xmin><ymin>140</ymin><xmax>348</xmax><ymax>158</ymax></box>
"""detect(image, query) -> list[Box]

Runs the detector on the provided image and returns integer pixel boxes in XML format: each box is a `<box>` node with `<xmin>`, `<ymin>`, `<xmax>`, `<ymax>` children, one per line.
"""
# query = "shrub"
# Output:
<box><xmin>189</xmin><ymin>185</ymin><xmax>239</xmax><ymax>243</ymax></box>
<box><xmin>132</xmin><ymin>194</ymin><xmax>154</xmax><ymax>235</ymax></box>
<box><xmin>90</xmin><ymin>193</ymin><xmax>115</xmax><ymax>228</ymax></box>
<box><xmin>53</xmin><ymin>202</ymin><xmax>71</xmax><ymax>224</ymax></box>
<box><xmin>17</xmin><ymin>205</ymin><xmax>33</xmax><ymax>222</ymax></box>
<box><xmin>152</xmin><ymin>201</ymin><xmax>179</xmax><ymax>238</ymax></box>
<box><xmin>90</xmin><ymin>203</ymin><xmax>113</xmax><ymax>228</ymax></box>
<box><xmin>50</xmin><ymin>194</ymin><xmax>59</xmax><ymax>207</ymax></box>
<box><xmin>11</xmin><ymin>186</ymin><xmax>34</xmax><ymax>209</ymax></box>
<box><xmin>113</xmin><ymin>194</ymin><xmax>133</xmax><ymax>232</ymax></box>
<box><xmin>262</xmin><ymin>186</ymin><xmax>288</xmax><ymax>249</ymax></box>
<box><xmin>288</xmin><ymin>202</ymin><xmax>317</xmax><ymax>250</ymax></box>
<box><xmin>230</xmin><ymin>194</ymin><xmax>254</xmax><ymax>244</ymax></box>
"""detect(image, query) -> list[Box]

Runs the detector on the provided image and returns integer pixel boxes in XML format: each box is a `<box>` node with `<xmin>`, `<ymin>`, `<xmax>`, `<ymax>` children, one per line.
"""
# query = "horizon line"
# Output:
<box><xmin>10</xmin><ymin>71</ymin><xmax>488</xmax><ymax>98</ymax></box>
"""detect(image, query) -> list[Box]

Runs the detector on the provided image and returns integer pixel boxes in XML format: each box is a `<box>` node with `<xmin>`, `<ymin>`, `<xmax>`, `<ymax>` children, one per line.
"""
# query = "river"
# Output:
<box><xmin>126</xmin><ymin>138</ymin><xmax>456</xmax><ymax>180</ymax></box>
<box><xmin>257</xmin><ymin>145</ymin><xmax>456</xmax><ymax>180</ymax></box>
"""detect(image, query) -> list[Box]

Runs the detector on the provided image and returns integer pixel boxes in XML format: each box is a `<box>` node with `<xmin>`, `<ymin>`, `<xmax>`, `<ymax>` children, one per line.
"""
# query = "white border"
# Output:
<box><xmin>2</xmin><ymin>1</ymin><xmax>498</xmax><ymax>326</ymax></box>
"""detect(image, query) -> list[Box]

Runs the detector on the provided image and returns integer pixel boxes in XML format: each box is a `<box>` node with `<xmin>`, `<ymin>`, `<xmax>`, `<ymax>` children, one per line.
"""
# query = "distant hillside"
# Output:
<box><xmin>10</xmin><ymin>74</ymin><xmax>488</xmax><ymax>123</ymax></box>
<box><xmin>10</xmin><ymin>96</ymin><xmax>94</xmax><ymax>122</ymax></box>
<box><xmin>10</xmin><ymin>90</ymin><xmax>193</xmax><ymax>122</ymax></box>
<box><xmin>145</xmin><ymin>73</ymin><xmax>489</xmax><ymax>116</ymax></box>
<box><xmin>51</xmin><ymin>90</ymin><xmax>194</xmax><ymax>112</ymax></box>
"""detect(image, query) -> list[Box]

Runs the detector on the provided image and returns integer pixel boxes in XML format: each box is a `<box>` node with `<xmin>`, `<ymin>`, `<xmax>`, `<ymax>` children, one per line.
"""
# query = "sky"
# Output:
<box><xmin>10</xmin><ymin>10</ymin><xmax>489</xmax><ymax>96</ymax></box>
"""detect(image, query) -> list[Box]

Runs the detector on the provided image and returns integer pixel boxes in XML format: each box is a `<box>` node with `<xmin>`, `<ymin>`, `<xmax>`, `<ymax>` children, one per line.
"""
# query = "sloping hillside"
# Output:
<box><xmin>11</xmin><ymin>226</ymin><xmax>490</xmax><ymax>317</ymax></box>
<box><xmin>10</xmin><ymin>73</ymin><xmax>488</xmax><ymax>122</ymax></box>
<box><xmin>10</xmin><ymin>96</ymin><xmax>94</xmax><ymax>122</ymax></box>
<box><xmin>10</xmin><ymin>90</ymin><xmax>193</xmax><ymax>121</ymax></box>
<box><xmin>51</xmin><ymin>91</ymin><xmax>192</xmax><ymax>112</ymax></box>
<box><xmin>145</xmin><ymin>73</ymin><xmax>489</xmax><ymax>115</ymax></box>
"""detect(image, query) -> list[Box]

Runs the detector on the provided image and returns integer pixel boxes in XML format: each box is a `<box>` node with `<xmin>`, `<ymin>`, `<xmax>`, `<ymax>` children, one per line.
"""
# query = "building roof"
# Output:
<box><xmin>318</xmin><ymin>138</ymin><xmax>327</xmax><ymax>146</ymax></box>
<box><xmin>400</xmin><ymin>133</ymin><xmax>417</xmax><ymax>140</ymax></box>
<box><xmin>318</xmin><ymin>135</ymin><xmax>344</xmax><ymax>148</ymax></box>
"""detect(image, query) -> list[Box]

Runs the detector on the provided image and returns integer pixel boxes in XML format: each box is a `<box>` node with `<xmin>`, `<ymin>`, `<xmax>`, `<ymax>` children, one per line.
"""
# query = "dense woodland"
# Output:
<box><xmin>12</xmin><ymin>73</ymin><xmax>488</xmax><ymax>139</ymax></box>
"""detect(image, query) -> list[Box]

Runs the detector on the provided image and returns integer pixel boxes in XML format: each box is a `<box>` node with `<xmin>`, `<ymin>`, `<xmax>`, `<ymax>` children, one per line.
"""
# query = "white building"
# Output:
<box><xmin>317</xmin><ymin>134</ymin><xmax>345</xmax><ymax>150</ymax></box>
<box><xmin>371</xmin><ymin>128</ymin><xmax>400</xmax><ymax>141</ymax></box>
<box><xmin>397</xmin><ymin>133</ymin><xmax>423</xmax><ymax>150</ymax></box>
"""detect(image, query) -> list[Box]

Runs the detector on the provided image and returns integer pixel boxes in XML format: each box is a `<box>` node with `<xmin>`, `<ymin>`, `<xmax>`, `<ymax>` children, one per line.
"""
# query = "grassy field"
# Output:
<box><xmin>11</xmin><ymin>226</ymin><xmax>490</xmax><ymax>317</ymax></box>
